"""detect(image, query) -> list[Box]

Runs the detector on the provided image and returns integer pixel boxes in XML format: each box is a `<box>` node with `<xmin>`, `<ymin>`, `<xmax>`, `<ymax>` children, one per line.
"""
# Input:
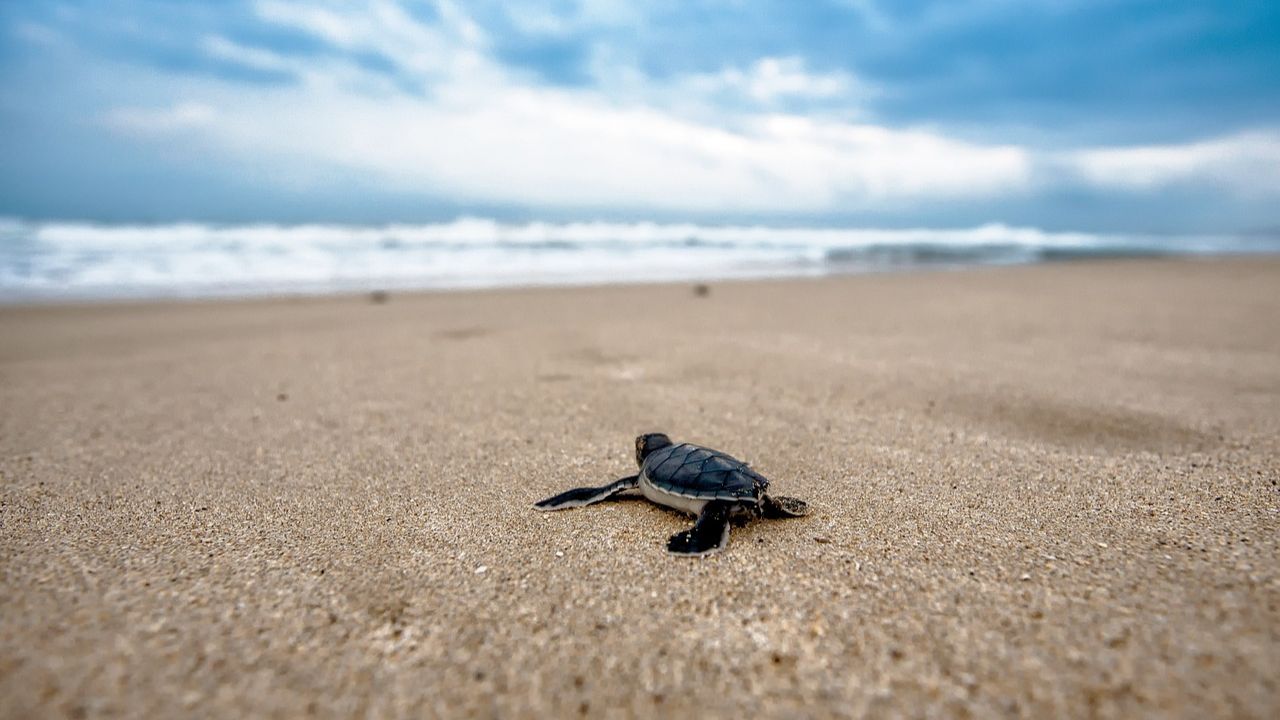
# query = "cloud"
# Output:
<box><xmin>85</xmin><ymin>0</ymin><xmax>1030</xmax><ymax>212</ymax></box>
<box><xmin>253</xmin><ymin>0</ymin><xmax>488</xmax><ymax>78</ymax></box>
<box><xmin>4</xmin><ymin>0</ymin><xmax>1279</xmax><ymax>228</ymax></box>
<box><xmin>683</xmin><ymin>56</ymin><xmax>863</xmax><ymax>104</ymax></box>
<box><xmin>1066</xmin><ymin>132</ymin><xmax>1280</xmax><ymax>196</ymax></box>
<box><xmin>201</xmin><ymin>35</ymin><xmax>296</xmax><ymax>76</ymax></box>
<box><xmin>213</xmin><ymin>91</ymin><xmax>1031</xmax><ymax>210</ymax></box>
<box><xmin>102</xmin><ymin>102</ymin><xmax>219</xmax><ymax>134</ymax></box>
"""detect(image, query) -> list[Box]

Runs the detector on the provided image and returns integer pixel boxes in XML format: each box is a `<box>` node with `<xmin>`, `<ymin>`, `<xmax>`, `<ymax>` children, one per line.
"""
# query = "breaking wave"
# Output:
<box><xmin>1</xmin><ymin>217</ymin><xmax>1275</xmax><ymax>301</ymax></box>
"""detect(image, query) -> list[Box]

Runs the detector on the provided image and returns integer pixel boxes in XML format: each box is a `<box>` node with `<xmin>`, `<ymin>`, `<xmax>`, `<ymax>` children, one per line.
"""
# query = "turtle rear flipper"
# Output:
<box><xmin>534</xmin><ymin>475</ymin><xmax>639</xmax><ymax>511</ymax></box>
<box><xmin>762</xmin><ymin>495</ymin><xmax>809</xmax><ymax>518</ymax></box>
<box><xmin>667</xmin><ymin>500</ymin><xmax>732</xmax><ymax>556</ymax></box>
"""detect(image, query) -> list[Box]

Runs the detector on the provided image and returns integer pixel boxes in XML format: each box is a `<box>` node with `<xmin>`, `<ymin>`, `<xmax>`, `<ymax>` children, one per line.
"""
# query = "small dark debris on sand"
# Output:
<box><xmin>369</xmin><ymin>290</ymin><xmax>390</xmax><ymax>304</ymax></box>
<box><xmin>693</xmin><ymin>283</ymin><xmax>711</xmax><ymax>297</ymax></box>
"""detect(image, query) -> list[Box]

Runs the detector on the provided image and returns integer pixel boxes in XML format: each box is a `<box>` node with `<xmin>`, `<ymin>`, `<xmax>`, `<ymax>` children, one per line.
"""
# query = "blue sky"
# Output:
<box><xmin>1</xmin><ymin>0</ymin><xmax>1278</xmax><ymax>232</ymax></box>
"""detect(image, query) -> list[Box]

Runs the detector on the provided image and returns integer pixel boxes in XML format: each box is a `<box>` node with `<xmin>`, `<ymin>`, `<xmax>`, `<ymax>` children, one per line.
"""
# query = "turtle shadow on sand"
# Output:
<box><xmin>534</xmin><ymin>433</ymin><xmax>809</xmax><ymax>557</ymax></box>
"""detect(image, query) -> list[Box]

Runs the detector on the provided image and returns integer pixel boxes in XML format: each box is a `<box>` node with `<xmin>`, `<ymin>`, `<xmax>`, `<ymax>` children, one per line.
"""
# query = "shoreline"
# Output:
<box><xmin>1</xmin><ymin>252</ymin><xmax>1271</xmax><ymax>309</ymax></box>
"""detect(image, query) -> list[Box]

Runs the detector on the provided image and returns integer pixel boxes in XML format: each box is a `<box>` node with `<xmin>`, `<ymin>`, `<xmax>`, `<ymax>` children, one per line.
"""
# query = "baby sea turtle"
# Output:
<box><xmin>534</xmin><ymin>433</ymin><xmax>809</xmax><ymax>556</ymax></box>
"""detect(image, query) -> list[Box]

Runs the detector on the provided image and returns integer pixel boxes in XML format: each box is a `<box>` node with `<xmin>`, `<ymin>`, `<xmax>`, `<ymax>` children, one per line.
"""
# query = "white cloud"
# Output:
<box><xmin>202</xmin><ymin>35</ymin><xmax>294</xmax><ymax>74</ymax></box>
<box><xmin>96</xmin><ymin>0</ymin><xmax>1034</xmax><ymax>212</ymax></box>
<box><xmin>685</xmin><ymin>56</ymin><xmax>863</xmax><ymax>104</ymax></box>
<box><xmin>253</xmin><ymin>2</ymin><xmax>366</xmax><ymax>48</ymax></box>
<box><xmin>187</xmin><ymin>80</ymin><xmax>1030</xmax><ymax>211</ymax></box>
<box><xmin>102</xmin><ymin>102</ymin><xmax>218</xmax><ymax>134</ymax></box>
<box><xmin>250</xmin><ymin>0</ymin><xmax>490</xmax><ymax>86</ymax></box>
<box><xmin>1066</xmin><ymin>132</ymin><xmax>1280</xmax><ymax>196</ymax></box>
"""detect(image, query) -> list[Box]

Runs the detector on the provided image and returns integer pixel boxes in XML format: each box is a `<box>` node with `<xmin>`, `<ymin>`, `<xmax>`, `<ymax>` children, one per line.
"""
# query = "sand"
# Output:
<box><xmin>2</xmin><ymin>258</ymin><xmax>1278</xmax><ymax>718</ymax></box>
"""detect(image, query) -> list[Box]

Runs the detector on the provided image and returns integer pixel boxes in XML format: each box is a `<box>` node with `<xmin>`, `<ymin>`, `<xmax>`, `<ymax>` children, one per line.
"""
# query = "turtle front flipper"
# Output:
<box><xmin>667</xmin><ymin>500</ymin><xmax>732</xmax><ymax>556</ymax></box>
<box><xmin>762</xmin><ymin>495</ymin><xmax>809</xmax><ymax>518</ymax></box>
<box><xmin>533</xmin><ymin>475</ymin><xmax>639</xmax><ymax>511</ymax></box>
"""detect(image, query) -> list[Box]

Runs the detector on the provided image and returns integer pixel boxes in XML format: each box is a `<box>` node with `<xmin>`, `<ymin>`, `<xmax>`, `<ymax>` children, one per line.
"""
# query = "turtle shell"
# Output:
<box><xmin>641</xmin><ymin>443</ymin><xmax>768</xmax><ymax>502</ymax></box>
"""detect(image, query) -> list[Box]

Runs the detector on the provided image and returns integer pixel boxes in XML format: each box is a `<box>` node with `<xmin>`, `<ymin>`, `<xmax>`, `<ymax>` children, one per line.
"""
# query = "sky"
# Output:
<box><xmin>1</xmin><ymin>0</ymin><xmax>1278</xmax><ymax>232</ymax></box>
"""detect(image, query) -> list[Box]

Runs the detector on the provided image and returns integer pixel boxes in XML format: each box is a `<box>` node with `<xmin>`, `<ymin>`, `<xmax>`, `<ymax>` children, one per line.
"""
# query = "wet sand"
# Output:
<box><xmin>2</xmin><ymin>258</ymin><xmax>1278</xmax><ymax>718</ymax></box>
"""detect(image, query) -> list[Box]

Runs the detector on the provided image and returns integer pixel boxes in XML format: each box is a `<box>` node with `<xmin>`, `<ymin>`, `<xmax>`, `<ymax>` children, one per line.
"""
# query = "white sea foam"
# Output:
<box><xmin>0</xmin><ymin>217</ymin><xmax>1274</xmax><ymax>301</ymax></box>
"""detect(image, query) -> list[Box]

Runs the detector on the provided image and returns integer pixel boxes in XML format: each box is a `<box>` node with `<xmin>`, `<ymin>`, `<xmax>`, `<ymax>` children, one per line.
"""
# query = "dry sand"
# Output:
<box><xmin>2</xmin><ymin>258</ymin><xmax>1278</xmax><ymax>718</ymax></box>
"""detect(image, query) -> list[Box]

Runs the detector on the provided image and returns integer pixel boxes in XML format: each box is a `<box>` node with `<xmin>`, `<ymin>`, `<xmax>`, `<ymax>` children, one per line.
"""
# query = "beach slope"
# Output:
<box><xmin>2</xmin><ymin>259</ymin><xmax>1278</xmax><ymax>717</ymax></box>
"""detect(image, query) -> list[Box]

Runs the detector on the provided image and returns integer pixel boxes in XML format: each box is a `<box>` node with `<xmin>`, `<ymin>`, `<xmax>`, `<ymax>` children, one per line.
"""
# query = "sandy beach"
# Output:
<box><xmin>2</xmin><ymin>258</ymin><xmax>1278</xmax><ymax>718</ymax></box>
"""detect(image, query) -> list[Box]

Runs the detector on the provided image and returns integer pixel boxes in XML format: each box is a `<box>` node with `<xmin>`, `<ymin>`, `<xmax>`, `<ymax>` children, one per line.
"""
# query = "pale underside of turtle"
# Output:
<box><xmin>534</xmin><ymin>433</ymin><xmax>809</xmax><ymax>556</ymax></box>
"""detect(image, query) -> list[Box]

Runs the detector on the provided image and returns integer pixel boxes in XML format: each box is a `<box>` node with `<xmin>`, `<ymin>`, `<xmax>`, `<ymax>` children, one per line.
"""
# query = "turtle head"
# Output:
<box><xmin>634</xmin><ymin>433</ymin><xmax>672</xmax><ymax>467</ymax></box>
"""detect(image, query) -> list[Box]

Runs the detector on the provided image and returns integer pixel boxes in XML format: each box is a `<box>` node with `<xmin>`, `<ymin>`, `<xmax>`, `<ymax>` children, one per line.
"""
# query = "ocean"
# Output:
<box><xmin>2</xmin><ymin>217</ymin><xmax>1276</xmax><ymax>302</ymax></box>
